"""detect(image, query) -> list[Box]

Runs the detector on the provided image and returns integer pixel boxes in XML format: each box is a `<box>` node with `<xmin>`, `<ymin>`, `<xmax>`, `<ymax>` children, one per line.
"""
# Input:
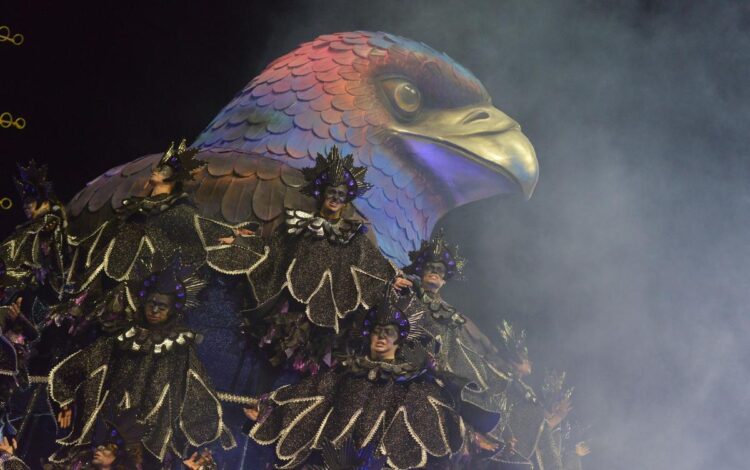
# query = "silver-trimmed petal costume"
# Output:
<box><xmin>248</xmin><ymin>351</ymin><xmax>465</xmax><ymax>469</ymax></box>
<box><xmin>47</xmin><ymin>321</ymin><xmax>235</xmax><ymax>462</ymax></box>
<box><xmin>246</xmin><ymin>209</ymin><xmax>397</xmax><ymax>334</ymax></box>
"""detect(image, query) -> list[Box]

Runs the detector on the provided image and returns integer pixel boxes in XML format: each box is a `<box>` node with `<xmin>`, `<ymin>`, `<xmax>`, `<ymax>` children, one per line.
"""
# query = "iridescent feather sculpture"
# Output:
<box><xmin>67</xmin><ymin>31</ymin><xmax>538</xmax><ymax>265</ymax></box>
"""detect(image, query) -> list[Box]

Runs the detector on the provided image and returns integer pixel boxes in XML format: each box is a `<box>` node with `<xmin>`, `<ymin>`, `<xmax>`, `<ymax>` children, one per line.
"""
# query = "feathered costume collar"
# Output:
<box><xmin>339</xmin><ymin>354</ymin><xmax>426</xmax><ymax>382</ymax></box>
<box><xmin>285</xmin><ymin>209</ymin><xmax>364</xmax><ymax>244</ymax></box>
<box><xmin>115</xmin><ymin>322</ymin><xmax>198</xmax><ymax>355</ymax></box>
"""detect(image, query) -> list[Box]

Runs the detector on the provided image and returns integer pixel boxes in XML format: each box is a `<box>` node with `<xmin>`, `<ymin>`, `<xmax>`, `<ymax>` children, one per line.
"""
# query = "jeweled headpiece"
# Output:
<box><xmin>135</xmin><ymin>257</ymin><xmax>206</xmax><ymax>312</ymax></box>
<box><xmin>13</xmin><ymin>160</ymin><xmax>56</xmax><ymax>204</ymax></box>
<box><xmin>156</xmin><ymin>138</ymin><xmax>206</xmax><ymax>182</ymax></box>
<box><xmin>498</xmin><ymin>320</ymin><xmax>528</xmax><ymax>364</ymax></box>
<box><xmin>300</xmin><ymin>146</ymin><xmax>372</xmax><ymax>202</ymax></box>
<box><xmin>362</xmin><ymin>289</ymin><xmax>424</xmax><ymax>342</ymax></box>
<box><xmin>402</xmin><ymin>229</ymin><xmax>466</xmax><ymax>280</ymax></box>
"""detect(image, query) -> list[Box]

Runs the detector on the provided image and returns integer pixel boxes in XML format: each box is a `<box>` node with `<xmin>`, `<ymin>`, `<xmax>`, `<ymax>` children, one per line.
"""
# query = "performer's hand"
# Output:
<box><xmin>474</xmin><ymin>432</ymin><xmax>499</xmax><ymax>451</ymax></box>
<box><xmin>183</xmin><ymin>449</ymin><xmax>214</xmax><ymax>469</ymax></box>
<box><xmin>392</xmin><ymin>277</ymin><xmax>412</xmax><ymax>291</ymax></box>
<box><xmin>575</xmin><ymin>441</ymin><xmax>591</xmax><ymax>457</ymax></box>
<box><xmin>243</xmin><ymin>406</ymin><xmax>259</xmax><ymax>421</ymax></box>
<box><xmin>234</xmin><ymin>228</ymin><xmax>254</xmax><ymax>237</ymax></box>
<box><xmin>183</xmin><ymin>451</ymin><xmax>201</xmax><ymax>469</ymax></box>
<box><xmin>0</xmin><ymin>436</ymin><xmax>17</xmax><ymax>454</ymax></box>
<box><xmin>217</xmin><ymin>236</ymin><xmax>236</xmax><ymax>245</ymax></box>
<box><xmin>505</xmin><ymin>437</ymin><xmax>518</xmax><ymax>452</ymax></box>
<box><xmin>57</xmin><ymin>406</ymin><xmax>72</xmax><ymax>429</ymax></box>
<box><xmin>8</xmin><ymin>297</ymin><xmax>22</xmax><ymax>320</ymax></box>
<box><xmin>546</xmin><ymin>396</ymin><xmax>572</xmax><ymax>428</ymax></box>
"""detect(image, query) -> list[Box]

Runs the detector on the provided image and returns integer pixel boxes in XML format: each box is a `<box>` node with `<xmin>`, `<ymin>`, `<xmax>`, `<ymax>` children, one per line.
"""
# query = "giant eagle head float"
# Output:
<box><xmin>69</xmin><ymin>31</ymin><xmax>537</xmax><ymax>265</ymax></box>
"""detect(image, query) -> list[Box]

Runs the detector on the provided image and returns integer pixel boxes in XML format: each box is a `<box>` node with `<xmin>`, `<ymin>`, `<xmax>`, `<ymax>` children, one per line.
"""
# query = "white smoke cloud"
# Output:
<box><xmin>255</xmin><ymin>1</ymin><xmax>750</xmax><ymax>468</ymax></box>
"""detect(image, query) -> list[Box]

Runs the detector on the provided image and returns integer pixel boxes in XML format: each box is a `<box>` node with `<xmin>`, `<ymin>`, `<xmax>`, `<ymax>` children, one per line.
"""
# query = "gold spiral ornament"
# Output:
<box><xmin>0</xmin><ymin>25</ymin><xmax>24</xmax><ymax>46</ymax></box>
<box><xmin>0</xmin><ymin>197</ymin><xmax>12</xmax><ymax>210</ymax></box>
<box><xmin>0</xmin><ymin>112</ymin><xmax>25</xmax><ymax>130</ymax></box>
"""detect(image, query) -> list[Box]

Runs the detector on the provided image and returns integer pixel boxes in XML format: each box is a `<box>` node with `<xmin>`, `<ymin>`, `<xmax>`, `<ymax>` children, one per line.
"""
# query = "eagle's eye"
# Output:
<box><xmin>381</xmin><ymin>78</ymin><xmax>422</xmax><ymax>119</ymax></box>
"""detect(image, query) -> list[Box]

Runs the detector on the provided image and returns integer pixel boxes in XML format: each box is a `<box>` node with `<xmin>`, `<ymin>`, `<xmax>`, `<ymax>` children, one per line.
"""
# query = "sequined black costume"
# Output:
<box><xmin>0</xmin><ymin>455</ymin><xmax>29</xmax><ymax>470</ymax></box>
<box><xmin>249</xmin><ymin>350</ymin><xmax>464</xmax><ymax>469</ymax></box>
<box><xmin>234</xmin><ymin>147</ymin><xmax>397</xmax><ymax>373</ymax></box>
<box><xmin>47</xmin><ymin>262</ymin><xmax>235</xmax><ymax>465</ymax></box>
<box><xmin>2</xmin><ymin>161</ymin><xmax>70</xmax><ymax>309</ymax></box>
<box><xmin>0</xmin><ymin>209</ymin><xmax>69</xmax><ymax>304</ymax></box>
<box><xmin>248</xmin><ymin>209</ymin><xmax>395</xmax><ymax>327</ymax></box>
<box><xmin>71</xmin><ymin>140</ymin><xmax>267</xmax><ymax>294</ymax></box>
<box><xmin>402</xmin><ymin>234</ymin><xmax>507</xmax><ymax>417</ymax></box>
<box><xmin>485</xmin><ymin>324</ymin><xmax>564</xmax><ymax>470</ymax></box>
<box><xmin>248</xmin><ymin>290</ymin><xmax>500</xmax><ymax>469</ymax></box>
<box><xmin>412</xmin><ymin>280</ymin><xmax>509</xmax><ymax>415</ymax></box>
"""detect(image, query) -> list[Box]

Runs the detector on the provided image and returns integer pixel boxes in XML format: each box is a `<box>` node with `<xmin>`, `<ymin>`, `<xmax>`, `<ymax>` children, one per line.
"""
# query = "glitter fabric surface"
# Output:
<box><xmin>249</xmin><ymin>350</ymin><xmax>465</xmax><ymax>469</ymax></box>
<box><xmin>48</xmin><ymin>315</ymin><xmax>235</xmax><ymax>463</ymax></box>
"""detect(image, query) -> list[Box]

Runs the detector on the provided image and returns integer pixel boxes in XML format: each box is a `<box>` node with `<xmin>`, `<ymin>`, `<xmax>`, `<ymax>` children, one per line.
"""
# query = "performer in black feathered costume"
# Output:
<box><xmin>226</xmin><ymin>146</ymin><xmax>409</xmax><ymax>375</ymax></box>
<box><xmin>245</xmin><ymin>288</ymin><xmax>499</xmax><ymax>469</ymax></box>
<box><xmin>1</xmin><ymin>160</ymin><xmax>69</xmax><ymax>317</ymax></box>
<box><xmin>70</xmin><ymin>139</ymin><xmax>267</xmax><ymax>297</ymax></box>
<box><xmin>47</xmin><ymin>258</ymin><xmax>235</xmax><ymax>468</ymax></box>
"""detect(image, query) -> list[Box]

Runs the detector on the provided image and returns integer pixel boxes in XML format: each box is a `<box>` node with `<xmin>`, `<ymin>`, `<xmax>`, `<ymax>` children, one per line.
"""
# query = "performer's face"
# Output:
<box><xmin>23</xmin><ymin>200</ymin><xmax>50</xmax><ymax>219</ymax></box>
<box><xmin>320</xmin><ymin>185</ymin><xmax>348</xmax><ymax>218</ymax></box>
<box><xmin>513</xmin><ymin>356</ymin><xmax>532</xmax><ymax>378</ymax></box>
<box><xmin>144</xmin><ymin>292</ymin><xmax>175</xmax><ymax>325</ymax></box>
<box><xmin>149</xmin><ymin>165</ymin><xmax>174</xmax><ymax>185</ymax></box>
<box><xmin>421</xmin><ymin>262</ymin><xmax>447</xmax><ymax>293</ymax></box>
<box><xmin>93</xmin><ymin>444</ymin><xmax>117</xmax><ymax>466</ymax></box>
<box><xmin>370</xmin><ymin>324</ymin><xmax>399</xmax><ymax>360</ymax></box>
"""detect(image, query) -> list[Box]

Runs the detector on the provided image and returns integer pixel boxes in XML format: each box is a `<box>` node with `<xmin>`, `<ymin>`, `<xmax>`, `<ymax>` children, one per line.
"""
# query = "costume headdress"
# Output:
<box><xmin>497</xmin><ymin>319</ymin><xmax>528</xmax><ymax>364</ymax></box>
<box><xmin>134</xmin><ymin>256</ymin><xmax>206</xmax><ymax>312</ymax></box>
<box><xmin>362</xmin><ymin>289</ymin><xmax>424</xmax><ymax>342</ymax></box>
<box><xmin>155</xmin><ymin>138</ymin><xmax>206</xmax><ymax>182</ymax></box>
<box><xmin>13</xmin><ymin>160</ymin><xmax>56</xmax><ymax>204</ymax></box>
<box><xmin>402</xmin><ymin>229</ymin><xmax>466</xmax><ymax>280</ymax></box>
<box><xmin>300</xmin><ymin>146</ymin><xmax>372</xmax><ymax>202</ymax></box>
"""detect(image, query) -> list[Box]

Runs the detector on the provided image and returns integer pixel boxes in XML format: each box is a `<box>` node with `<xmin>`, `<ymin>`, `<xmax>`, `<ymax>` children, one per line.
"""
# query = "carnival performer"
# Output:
<box><xmin>228</xmin><ymin>146</ymin><xmax>409</xmax><ymax>375</ymax></box>
<box><xmin>541</xmin><ymin>370</ymin><xmax>591</xmax><ymax>470</ymax></box>
<box><xmin>1</xmin><ymin>160</ymin><xmax>70</xmax><ymax>314</ymax></box>
<box><xmin>71</xmin><ymin>139</ymin><xmax>265</xmax><ymax>296</ymax></box>
<box><xmin>244</xmin><ymin>288</ymin><xmax>499</xmax><ymax>469</ymax></box>
<box><xmin>47</xmin><ymin>258</ymin><xmax>235</xmax><ymax>468</ymax></box>
<box><xmin>401</xmin><ymin>232</ymin><xmax>508</xmax><ymax>410</ymax></box>
<box><xmin>69</xmin><ymin>139</ymin><xmax>208</xmax><ymax>293</ymax></box>
<box><xmin>487</xmin><ymin>321</ymin><xmax>569</xmax><ymax>470</ymax></box>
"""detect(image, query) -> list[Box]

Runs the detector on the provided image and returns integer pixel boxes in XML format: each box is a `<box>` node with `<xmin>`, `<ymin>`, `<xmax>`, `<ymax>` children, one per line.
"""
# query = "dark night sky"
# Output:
<box><xmin>2</xmin><ymin>1</ymin><xmax>750</xmax><ymax>469</ymax></box>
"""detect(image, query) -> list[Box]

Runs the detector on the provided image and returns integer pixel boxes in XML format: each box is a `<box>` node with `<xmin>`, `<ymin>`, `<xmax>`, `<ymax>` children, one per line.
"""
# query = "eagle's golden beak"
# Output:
<box><xmin>391</xmin><ymin>104</ymin><xmax>538</xmax><ymax>201</ymax></box>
